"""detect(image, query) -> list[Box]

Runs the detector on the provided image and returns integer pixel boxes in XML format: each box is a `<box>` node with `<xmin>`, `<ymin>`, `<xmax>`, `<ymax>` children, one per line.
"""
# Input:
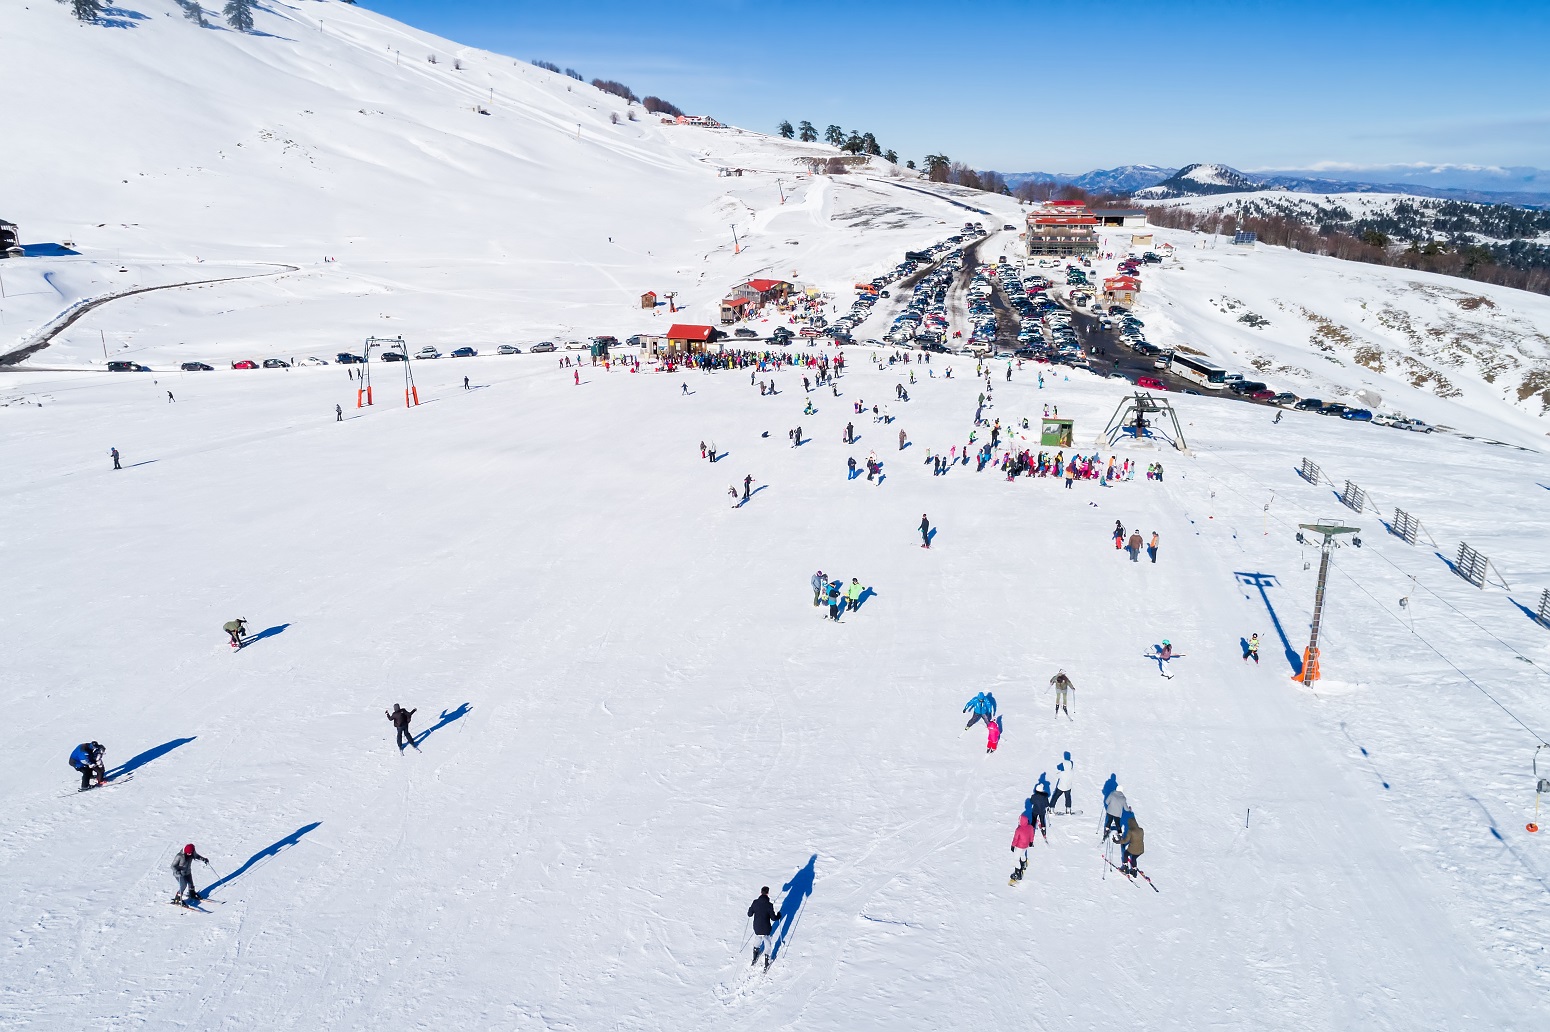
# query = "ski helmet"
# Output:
<box><xmin>184</xmin><ymin>844</ymin><xmax>196</xmax><ymax>855</ymax></box>
<box><xmin>1162</xmin><ymin>639</ymin><xmax>1170</xmax><ymax>646</ymax></box>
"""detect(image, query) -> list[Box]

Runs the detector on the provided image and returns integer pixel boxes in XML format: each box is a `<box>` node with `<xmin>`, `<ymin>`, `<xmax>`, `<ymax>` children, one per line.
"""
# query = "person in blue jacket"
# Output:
<box><xmin>69</xmin><ymin>741</ymin><xmax>106</xmax><ymax>792</ymax></box>
<box><xmin>963</xmin><ymin>693</ymin><xmax>996</xmax><ymax>730</ymax></box>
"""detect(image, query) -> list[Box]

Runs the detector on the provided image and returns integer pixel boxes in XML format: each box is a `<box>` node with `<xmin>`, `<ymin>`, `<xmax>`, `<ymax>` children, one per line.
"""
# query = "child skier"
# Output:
<box><xmin>986</xmin><ymin>716</ymin><xmax>1002</xmax><ymax>754</ymax></box>
<box><xmin>1245</xmin><ymin>634</ymin><xmax>1261</xmax><ymax>664</ymax></box>
<box><xmin>68</xmin><ymin>741</ymin><xmax>106</xmax><ymax>792</ymax></box>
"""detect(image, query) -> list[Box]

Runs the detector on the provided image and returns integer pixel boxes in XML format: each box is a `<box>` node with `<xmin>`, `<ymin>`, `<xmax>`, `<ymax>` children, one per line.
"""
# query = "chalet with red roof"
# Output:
<box><xmin>664</xmin><ymin>323</ymin><xmax>720</xmax><ymax>355</ymax></box>
<box><xmin>1026</xmin><ymin>201</ymin><xmax>1099</xmax><ymax>258</ymax></box>
<box><xmin>1102</xmin><ymin>275</ymin><xmax>1141</xmax><ymax>305</ymax></box>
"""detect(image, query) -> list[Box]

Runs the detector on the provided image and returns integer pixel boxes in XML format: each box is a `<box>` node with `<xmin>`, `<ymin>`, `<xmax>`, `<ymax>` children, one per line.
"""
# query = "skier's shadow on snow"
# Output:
<box><xmin>203</xmin><ymin>822</ymin><xmax>321</xmax><ymax>897</ymax></box>
<box><xmin>851</xmin><ymin>587</ymin><xmax>877</xmax><ymax>612</ymax></box>
<box><xmin>106</xmin><ymin>737</ymin><xmax>195</xmax><ymax>780</ymax></box>
<box><xmin>413</xmin><ymin>703</ymin><xmax>472</xmax><ymax>746</ymax></box>
<box><xmin>244</xmin><ymin>623</ymin><xmax>290</xmax><ymax>648</ymax></box>
<box><xmin>1233</xmin><ymin>572</ymin><xmax>1302</xmax><ymax>675</ymax></box>
<box><xmin>770</xmin><ymin>854</ymin><xmax>816</xmax><ymax>962</ymax></box>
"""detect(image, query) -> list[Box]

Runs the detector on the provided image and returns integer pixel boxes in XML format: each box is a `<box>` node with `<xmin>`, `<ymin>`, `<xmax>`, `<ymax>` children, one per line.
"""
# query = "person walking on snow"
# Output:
<box><xmin>1127</xmin><ymin>531</ymin><xmax>1143</xmax><ymax>562</ymax></box>
<box><xmin>1117</xmin><ymin>816</ymin><xmax>1145</xmax><ymax>876</ymax></box>
<box><xmin>171</xmin><ymin>843</ymin><xmax>210</xmax><ymax>905</ymax></box>
<box><xmin>919</xmin><ymin>514</ymin><xmax>931</xmax><ymax>548</ymax></box>
<box><xmin>1050</xmin><ymin>670</ymin><xmax>1074</xmax><ymax>718</ymax></box>
<box><xmin>1113</xmin><ymin>521</ymin><xmax>1125</xmax><ymax>550</ymax></box>
<box><xmin>336</xmin><ymin>403</ymin><xmax>343</xmax><ymax>422</ymax></box>
<box><xmin>463</xmin><ymin>376</ymin><xmax>470</xmax><ymax>390</ymax></box>
<box><xmin>110</xmin><ymin>447</ymin><xmax>121</xmax><ymax>471</ymax></box>
<box><xmin>223</xmin><ymin>618</ymin><xmax>248</xmax><ymax>649</ymax></box>
<box><xmin>69</xmin><ymin>741</ymin><xmax>106</xmax><ymax>792</ymax></box>
<box><xmin>386</xmin><ymin>704</ymin><xmax>417</xmax><ymax>750</ymax></box>
<box><xmin>844</xmin><ymin>578</ymin><xmax>864</xmax><ymax>613</ymax></box>
<box><xmin>810</xmin><ymin>570</ymin><xmax>826</xmax><ymax>607</ymax></box>
<box><xmin>748</xmin><ymin>886</ymin><xmax>784</xmax><ymax>969</ymax></box>
<box><xmin>826</xmin><ymin>580</ymin><xmax>843</xmax><ymax>621</ymax></box>
<box><xmin>1148</xmin><ymin>531</ymin><xmax>1160</xmax><ymax>564</ymax></box>
<box><xmin>1104</xmin><ymin>785</ymin><xmax>1129</xmax><ymax>837</ymax></box>
<box><xmin>1053</xmin><ymin>761</ymin><xmax>1075</xmax><ymax>813</ymax></box>
<box><xmin>1245</xmin><ymin>634</ymin><xmax>1260</xmax><ymax>664</ymax></box>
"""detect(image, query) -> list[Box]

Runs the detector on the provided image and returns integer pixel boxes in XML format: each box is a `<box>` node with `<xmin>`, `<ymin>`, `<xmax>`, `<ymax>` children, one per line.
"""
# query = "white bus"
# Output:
<box><xmin>1170</xmin><ymin>353</ymin><xmax>1228</xmax><ymax>389</ymax></box>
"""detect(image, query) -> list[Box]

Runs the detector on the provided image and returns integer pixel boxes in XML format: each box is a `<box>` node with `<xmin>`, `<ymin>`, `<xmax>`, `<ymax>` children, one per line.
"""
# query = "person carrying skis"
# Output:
<box><xmin>1050</xmin><ymin>670</ymin><xmax>1074</xmax><ymax>717</ymax></box>
<box><xmin>171</xmin><ymin>843</ymin><xmax>210</xmax><ymax>904</ymax></box>
<box><xmin>919</xmin><ymin>513</ymin><xmax>931</xmax><ymax>548</ymax></box>
<box><xmin>1245</xmin><ymin>634</ymin><xmax>1260</xmax><ymax>664</ymax></box>
<box><xmin>810</xmin><ymin>569</ymin><xmax>827</xmax><ymax>607</ymax></box>
<box><xmin>223</xmin><ymin>618</ymin><xmax>248</xmax><ymax>649</ymax></box>
<box><xmin>1053</xmin><ymin>761</ymin><xmax>1075</xmax><ymax>813</ymax></box>
<box><xmin>69</xmin><ymin>741</ymin><xmax>106</xmax><ymax>792</ymax></box>
<box><xmin>747</xmin><ymin>886</ymin><xmax>783</xmax><ymax>968</ymax></box>
<box><xmin>1117</xmin><ymin>816</ymin><xmax>1145</xmax><ymax>876</ymax></box>
<box><xmin>386</xmin><ymin>704</ymin><xmax>417</xmax><ymax>750</ymax></box>
<box><xmin>1104</xmin><ymin>785</ymin><xmax>1129</xmax><ymax>837</ymax></box>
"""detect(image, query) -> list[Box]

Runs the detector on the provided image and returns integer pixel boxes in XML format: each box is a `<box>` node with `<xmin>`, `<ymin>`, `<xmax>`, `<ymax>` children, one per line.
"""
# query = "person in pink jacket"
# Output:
<box><xmin>985</xmin><ymin>716</ymin><xmax>1002</xmax><ymax>754</ymax></box>
<box><xmin>1010</xmin><ymin>813</ymin><xmax>1037</xmax><ymax>882</ymax></box>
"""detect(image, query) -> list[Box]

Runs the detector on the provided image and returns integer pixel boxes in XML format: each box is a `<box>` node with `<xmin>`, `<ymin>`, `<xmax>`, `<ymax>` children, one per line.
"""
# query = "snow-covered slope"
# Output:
<box><xmin>0</xmin><ymin>0</ymin><xmax>974</xmax><ymax>364</ymax></box>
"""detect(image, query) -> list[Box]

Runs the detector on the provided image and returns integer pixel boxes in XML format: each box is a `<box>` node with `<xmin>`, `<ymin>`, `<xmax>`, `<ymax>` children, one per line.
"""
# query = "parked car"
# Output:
<box><xmin>380</xmin><ymin>351</ymin><xmax>406</xmax><ymax>362</ymax></box>
<box><xmin>1319</xmin><ymin>402</ymin><xmax>1350</xmax><ymax>417</ymax></box>
<box><xmin>302</xmin><ymin>356</ymin><xmax>329</xmax><ymax>366</ymax></box>
<box><xmin>450</xmin><ymin>347</ymin><xmax>478</xmax><ymax>358</ymax></box>
<box><xmin>1294</xmin><ymin>398</ymin><xmax>1324</xmax><ymax>411</ymax></box>
<box><xmin>336</xmin><ymin>352</ymin><xmax>364</xmax><ymax>364</ymax></box>
<box><xmin>262</xmin><ymin>358</ymin><xmax>290</xmax><ymax>368</ymax></box>
<box><xmin>1272</xmin><ymin>392</ymin><xmax>1298</xmax><ymax>406</ymax></box>
<box><xmin>416</xmin><ymin>347</ymin><xmax>441</xmax><ymax>360</ymax></box>
<box><xmin>1249</xmin><ymin>388</ymin><xmax>1277</xmax><ymax>402</ymax></box>
<box><xmin>496</xmin><ymin>344</ymin><xmax>522</xmax><ymax>355</ymax></box>
<box><xmin>529</xmin><ymin>342</ymin><xmax>556</xmax><ymax>353</ymax></box>
<box><xmin>232</xmin><ymin>360</ymin><xmax>258</xmax><ymax>370</ymax></box>
<box><xmin>1340</xmin><ymin>408</ymin><xmax>1373</xmax><ymax>421</ymax></box>
<box><xmin>179</xmin><ymin>362</ymin><xmax>213</xmax><ymax>372</ymax></box>
<box><xmin>562</xmin><ymin>341</ymin><xmax>585</xmax><ymax>351</ymax></box>
<box><xmin>107</xmin><ymin>361</ymin><xmax>151</xmax><ymax>372</ymax></box>
<box><xmin>733</xmin><ymin>327</ymin><xmax>758</xmax><ymax>339</ymax></box>
<box><xmin>1136</xmin><ymin>376</ymin><xmax>1167</xmax><ymax>390</ymax></box>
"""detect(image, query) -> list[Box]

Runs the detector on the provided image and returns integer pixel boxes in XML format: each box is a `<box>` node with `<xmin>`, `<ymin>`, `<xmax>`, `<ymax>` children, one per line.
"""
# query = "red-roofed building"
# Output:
<box><xmin>1102</xmin><ymin>275</ymin><xmax>1141</xmax><ymax>305</ymax></box>
<box><xmin>719</xmin><ymin>296</ymin><xmax>751</xmax><ymax>324</ymax></box>
<box><xmin>1026</xmin><ymin>201</ymin><xmax>1099</xmax><ymax>258</ymax></box>
<box><xmin>665</xmin><ymin>323</ymin><xmax>720</xmax><ymax>355</ymax></box>
<box><xmin>728</xmin><ymin>278</ymin><xmax>794</xmax><ymax>305</ymax></box>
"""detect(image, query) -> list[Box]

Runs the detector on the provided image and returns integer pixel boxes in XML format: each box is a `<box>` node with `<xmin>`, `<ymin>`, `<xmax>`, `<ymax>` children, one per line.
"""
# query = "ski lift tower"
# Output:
<box><xmin>1101</xmin><ymin>391</ymin><xmax>1189</xmax><ymax>452</ymax></box>
<box><xmin>1294</xmin><ymin>519</ymin><xmax>1360</xmax><ymax>685</ymax></box>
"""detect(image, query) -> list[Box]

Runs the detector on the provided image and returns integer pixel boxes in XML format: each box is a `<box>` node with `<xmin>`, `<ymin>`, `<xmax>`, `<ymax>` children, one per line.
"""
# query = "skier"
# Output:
<box><xmin>1104</xmin><ymin>785</ymin><xmax>1129</xmax><ymax>837</ymax></box>
<box><xmin>1127</xmin><ymin>531</ymin><xmax>1143</xmax><ymax>562</ymax></box>
<box><xmin>1117</xmin><ymin>815</ymin><xmax>1145</xmax><ymax>876</ymax></box>
<box><xmin>985</xmin><ymin>717</ymin><xmax>1001</xmax><ymax>754</ymax></box>
<box><xmin>747</xmin><ymin>886</ymin><xmax>783</xmax><ymax>969</ymax></box>
<box><xmin>386</xmin><ymin>704</ymin><xmax>417</xmax><ymax>750</ymax></box>
<box><xmin>1245</xmin><ymin>634</ymin><xmax>1261</xmax><ymax>664</ymax></box>
<box><xmin>681</xmin><ymin>383</ymin><xmax>689</xmax><ymax>395</ymax></box>
<box><xmin>68</xmin><ymin>741</ymin><xmax>106</xmax><ymax>792</ymax></box>
<box><xmin>1159</xmin><ymin>639</ymin><xmax>1174</xmax><ymax>661</ymax></box>
<box><xmin>1027</xmin><ymin>783</ymin><xmax>1051</xmax><ymax>839</ymax></box>
<box><xmin>1053</xmin><ymin>761</ymin><xmax>1075</xmax><ymax>813</ymax></box>
<box><xmin>810</xmin><ymin>569</ymin><xmax>826</xmax><ymax>607</ymax></box>
<box><xmin>743</xmin><ymin>475</ymin><xmax>754</xmax><ymax>502</ymax></box>
<box><xmin>171</xmin><ymin>843</ymin><xmax>210</xmax><ymax>905</ymax></box>
<box><xmin>963</xmin><ymin>693</ymin><xmax>995</xmax><ymax>730</ymax></box>
<box><xmin>919</xmin><ymin>513</ymin><xmax>931</xmax><ymax>548</ymax></box>
<box><xmin>1010</xmin><ymin>813</ymin><xmax>1037</xmax><ymax>882</ymax></box>
<box><xmin>1050</xmin><ymin>670</ymin><xmax>1074</xmax><ymax>718</ymax></box>
<box><xmin>167</xmin><ymin>391</ymin><xmax>175</xmax><ymax>403</ymax></box>
<box><xmin>110</xmin><ymin>447</ymin><xmax>121</xmax><ymax>470</ymax></box>
<box><xmin>223</xmin><ymin>618</ymin><xmax>248</xmax><ymax>649</ymax></box>
<box><xmin>1113</xmin><ymin>520</ymin><xmax>1124</xmax><ymax>550</ymax></box>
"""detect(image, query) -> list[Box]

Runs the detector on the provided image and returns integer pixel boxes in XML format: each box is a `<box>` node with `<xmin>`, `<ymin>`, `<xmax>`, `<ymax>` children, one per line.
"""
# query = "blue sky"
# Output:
<box><xmin>362</xmin><ymin>0</ymin><xmax>1550</xmax><ymax>174</ymax></box>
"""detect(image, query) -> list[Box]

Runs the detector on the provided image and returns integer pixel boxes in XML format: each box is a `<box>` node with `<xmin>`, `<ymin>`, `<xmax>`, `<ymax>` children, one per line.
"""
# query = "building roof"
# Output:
<box><xmin>1045</xmin><ymin>200</ymin><xmax>1088</xmax><ymax>208</ymax></box>
<box><xmin>641</xmin><ymin>290</ymin><xmax>657</xmax><ymax>298</ymax></box>
<box><xmin>666</xmin><ymin>324</ymin><xmax>717</xmax><ymax>341</ymax></box>
<box><xmin>1104</xmin><ymin>275</ymin><xmax>1141</xmax><ymax>290</ymax></box>
<box><xmin>1029</xmin><ymin>216</ymin><xmax>1098</xmax><ymax>227</ymax></box>
<box><xmin>1093</xmin><ymin>208</ymin><xmax>1146</xmax><ymax>217</ymax></box>
<box><xmin>722</xmin><ymin>297</ymin><xmax>750</xmax><ymax>307</ymax></box>
<box><xmin>747</xmin><ymin>278</ymin><xmax>789</xmax><ymax>292</ymax></box>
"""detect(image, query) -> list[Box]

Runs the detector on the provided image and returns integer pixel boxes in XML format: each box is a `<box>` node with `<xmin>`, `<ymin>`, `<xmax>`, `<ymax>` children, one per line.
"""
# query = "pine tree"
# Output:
<box><xmin>884</xmin><ymin>149</ymin><xmax>898</xmax><ymax>164</ymax></box>
<box><xmin>797</xmin><ymin>121</ymin><xmax>817</xmax><ymax>143</ymax></box>
<box><xmin>777</xmin><ymin>120</ymin><xmax>794</xmax><ymax>139</ymax></box>
<box><xmin>71</xmin><ymin>0</ymin><xmax>102</xmax><ymax>22</ymax></box>
<box><xmin>224</xmin><ymin>0</ymin><xmax>255</xmax><ymax>32</ymax></box>
<box><xmin>176</xmin><ymin>0</ymin><xmax>206</xmax><ymax>25</ymax></box>
<box><xmin>824</xmin><ymin>125</ymin><xmax>844</xmax><ymax>146</ymax></box>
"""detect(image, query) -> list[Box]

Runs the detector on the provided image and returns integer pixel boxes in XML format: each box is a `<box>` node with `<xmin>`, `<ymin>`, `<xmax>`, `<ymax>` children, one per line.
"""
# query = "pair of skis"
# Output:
<box><xmin>1101</xmin><ymin>853</ymin><xmax>1159</xmax><ymax>891</ymax></box>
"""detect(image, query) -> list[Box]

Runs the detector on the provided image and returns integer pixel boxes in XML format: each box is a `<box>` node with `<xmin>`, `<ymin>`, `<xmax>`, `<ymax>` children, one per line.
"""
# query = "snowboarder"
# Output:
<box><xmin>1117</xmin><ymin>816</ymin><xmax>1145</xmax><ymax>876</ymax></box>
<box><xmin>986</xmin><ymin>717</ymin><xmax>1002</xmax><ymax>753</ymax></box>
<box><xmin>1104</xmin><ymin>785</ymin><xmax>1129</xmax><ymax>837</ymax></box>
<box><xmin>1050</xmin><ymin>670</ymin><xmax>1074</xmax><ymax>718</ymax></box>
<box><xmin>1148</xmin><ymin>531</ymin><xmax>1160</xmax><ymax>564</ymax></box>
<box><xmin>1053</xmin><ymin>760</ymin><xmax>1075</xmax><ymax>813</ymax></box>
<box><xmin>110</xmin><ymin>447</ymin><xmax>121</xmax><ymax>470</ymax></box>
<box><xmin>171</xmin><ymin>843</ymin><xmax>210</xmax><ymax>905</ymax></box>
<box><xmin>68</xmin><ymin>741</ymin><xmax>106</xmax><ymax>792</ymax></box>
<box><xmin>223</xmin><ymin>618</ymin><xmax>248</xmax><ymax>649</ymax></box>
<box><xmin>1127</xmin><ymin>531</ymin><xmax>1143</xmax><ymax>562</ymax></box>
<box><xmin>386</xmin><ymin>704</ymin><xmax>418</xmax><ymax>750</ymax></box>
<box><xmin>810</xmin><ymin>569</ymin><xmax>826</xmax><ymax>607</ymax></box>
<box><xmin>747</xmin><ymin>886</ymin><xmax>783</xmax><ymax>969</ymax></box>
<box><xmin>919</xmin><ymin>514</ymin><xmax>931</xmax><ymax>548</ymax></box>
<box><xmin>1010</xmin><ymin>813</ymin><xmax>1037</xmax><ymax>882</ymax></box>
<box><xmin>1244</xmin><ymin>634</ymin><xmax>1260</xmax><ymax>664</ymax></box>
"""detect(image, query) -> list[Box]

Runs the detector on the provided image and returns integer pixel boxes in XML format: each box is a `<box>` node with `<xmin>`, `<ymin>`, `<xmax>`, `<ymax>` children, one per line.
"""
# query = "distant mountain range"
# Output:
<box><xmin>997</xmin><ymin>163</ymin><xmax>1550</xmax><ymax>207</ymax></box>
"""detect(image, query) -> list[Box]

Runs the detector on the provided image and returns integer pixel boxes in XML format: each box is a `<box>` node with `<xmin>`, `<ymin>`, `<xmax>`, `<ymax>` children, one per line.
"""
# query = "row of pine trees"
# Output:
<box><xmin>67</xmin><ymin>0</ymin><xmax>258</xmax><ymax>32</ymax></box>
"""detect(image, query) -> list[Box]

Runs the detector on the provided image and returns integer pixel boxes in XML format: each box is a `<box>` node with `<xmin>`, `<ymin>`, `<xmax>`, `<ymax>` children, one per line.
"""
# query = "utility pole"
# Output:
<box><xmin>731</xmin><ymin>224</ymin><xmax>740</xmax><ymax>254</ymax></box>
<box><xmin>777</xmin><ymin>180</ymin><xmax>785</xmax><ymax>205</ymax></box>
<box><xmin>1295</xmin><ymin>520</ymin><xmax>1359</xmax><ymax>684</ymax></box>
